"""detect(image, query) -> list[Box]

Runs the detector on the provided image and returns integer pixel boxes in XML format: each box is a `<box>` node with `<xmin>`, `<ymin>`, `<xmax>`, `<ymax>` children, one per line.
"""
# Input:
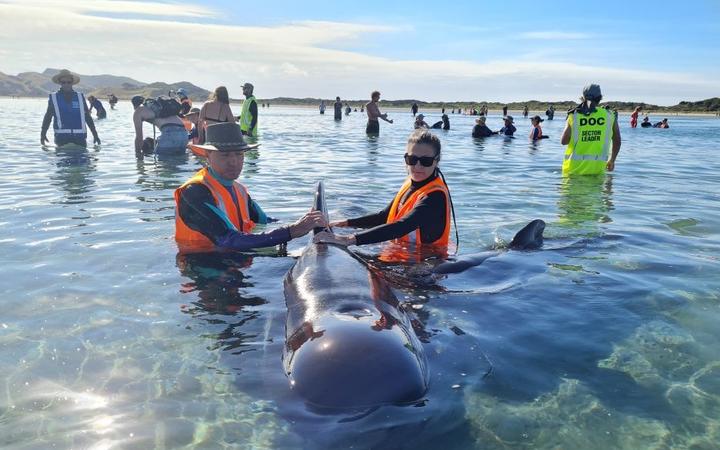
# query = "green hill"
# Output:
<box><xmin>0</xmin><ymin>68</ymin><xmax>211</xmax><ymax>102</ymax></box>
<box><xmin>2</xmin><ymin>68</ymin><xmax>717</xmax><ymax>113</ymax></box>
<box><xmin>670</xmin><ymin>97</ymin><xmax>720</xmax><ymax>112</ymax></box>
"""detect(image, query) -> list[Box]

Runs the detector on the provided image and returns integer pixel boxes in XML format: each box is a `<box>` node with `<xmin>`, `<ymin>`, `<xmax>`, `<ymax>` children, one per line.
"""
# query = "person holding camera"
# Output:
<box><xmin>132</xmin><ymin>95</ymin><xmax>187</xmax><ymax>156</ymax></box>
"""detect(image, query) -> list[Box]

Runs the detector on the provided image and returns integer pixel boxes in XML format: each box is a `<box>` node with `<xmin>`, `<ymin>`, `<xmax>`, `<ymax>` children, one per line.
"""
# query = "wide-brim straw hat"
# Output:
<box><xmin>51</xmin><ymin>69</ymin><xmax>80</xmax><ymax>85</ymax></box>
<box><xmin>188</xmin><ymin>122</ymin><xmax>259</xmax><ymax>157</ymax></box>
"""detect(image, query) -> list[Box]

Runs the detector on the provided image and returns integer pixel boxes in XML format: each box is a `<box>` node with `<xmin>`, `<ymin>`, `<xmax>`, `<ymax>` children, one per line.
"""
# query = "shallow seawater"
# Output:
<box><xmin>1</xmin><ymin>98</ymin><xmax>719</xmax><ymax>449</ymax></box>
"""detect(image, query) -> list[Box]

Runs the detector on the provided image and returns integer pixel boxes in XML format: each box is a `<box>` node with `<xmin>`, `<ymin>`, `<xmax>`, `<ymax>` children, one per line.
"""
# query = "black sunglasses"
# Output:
<box><xmin>404</xmin><ymin>153</ymin><xmax>438</xmax><ymax>167</ymax></box>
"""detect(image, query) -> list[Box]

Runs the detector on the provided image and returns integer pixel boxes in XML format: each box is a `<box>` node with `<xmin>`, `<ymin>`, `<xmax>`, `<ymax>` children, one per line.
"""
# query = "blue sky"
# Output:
<box><xmin>161</xmin><ymin>0</ymin><xmax>720</xmax><ymax>69</ymax></box>
<box><xmin>1</xmin><ymin>0</ymin><xmax>718</xmax><ymax>104</ymax></box>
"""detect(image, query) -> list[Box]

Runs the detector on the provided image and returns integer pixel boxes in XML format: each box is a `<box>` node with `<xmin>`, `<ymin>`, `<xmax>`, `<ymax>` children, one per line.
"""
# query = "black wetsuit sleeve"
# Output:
<box><xmin>354</xmin><ymin>191</ymin><xmax>446</xmax><ymax>245</ymax></box>
<box><xmin>41</xmin><ymin>101</ymin><xmax>53</xmax><ymax>134</ymax></box>
<box><xmin>83</xmin><ymin>99</ymin><xmax>98</xmax><ymax>136</ymax></box>
<box><xmin>249</xmin><ymin>101</ymin><xmax>258</xmax><ymax>130</ymax></box>
<box><xmin>178</xmin><ymin>183</ymin><xmax>291</xmax><ymax>251</ymax></box>
<box><xmin>346</xmin><ymin>202</ymin><xmax>392</xmax><ymax>228</ymax></box>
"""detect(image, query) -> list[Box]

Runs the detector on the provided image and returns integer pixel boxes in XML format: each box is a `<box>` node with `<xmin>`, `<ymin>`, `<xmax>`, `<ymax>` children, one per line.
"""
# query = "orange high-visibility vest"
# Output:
<box><xmin>174</xmin><ymin>167</ymin><xmax>255</xmax><ymax>252</ymax></box>
<box><xmin>386</xmin><ymin>176</ymin><xmax>450</xmax><ymax>246</ymax></box>
<box><xmin>530</xmin><ymin>125</ymin><xmax>543</xmax><ymax>139</ymax></box>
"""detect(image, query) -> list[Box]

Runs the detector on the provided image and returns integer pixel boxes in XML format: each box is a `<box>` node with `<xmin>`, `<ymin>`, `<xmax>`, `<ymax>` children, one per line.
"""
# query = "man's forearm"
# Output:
<box><xmin>41</xmin><ymin>112</ymin><xmax>52</xmax><ymax>135</ymax></box>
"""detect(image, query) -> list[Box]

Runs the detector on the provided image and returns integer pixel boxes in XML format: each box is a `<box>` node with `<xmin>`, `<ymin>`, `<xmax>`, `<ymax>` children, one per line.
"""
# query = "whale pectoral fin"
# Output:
<box><xmin>432</xmin><ymin>251</ymin><xmax>501</xmax><ymax>275</ymax></box>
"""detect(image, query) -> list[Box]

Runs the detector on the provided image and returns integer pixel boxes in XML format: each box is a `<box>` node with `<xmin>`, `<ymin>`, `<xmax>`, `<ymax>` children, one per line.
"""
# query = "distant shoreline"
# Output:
<box><xmin>3</xmin><ymin>95</ymin><xmax>719</xmax><ymax>116</ymax></box>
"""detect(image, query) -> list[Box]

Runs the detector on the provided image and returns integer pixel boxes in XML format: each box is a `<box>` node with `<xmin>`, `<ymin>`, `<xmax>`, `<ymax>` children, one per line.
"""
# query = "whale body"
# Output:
<box><xmin>283</xmin><ymin>182</ymin><xmax>428</xmax><ymax>409</ymax></box>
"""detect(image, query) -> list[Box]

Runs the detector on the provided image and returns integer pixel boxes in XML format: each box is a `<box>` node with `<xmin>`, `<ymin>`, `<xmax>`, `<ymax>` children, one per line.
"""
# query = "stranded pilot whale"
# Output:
<box><xmin>283</xmin><ymin>182</ymin><xmax>428</xmax><ymax>409</ymax></box>
<box><xmin>431</xmin><ymin>219</ymin><xmax>546</xmax><ymax>275</ymax></box>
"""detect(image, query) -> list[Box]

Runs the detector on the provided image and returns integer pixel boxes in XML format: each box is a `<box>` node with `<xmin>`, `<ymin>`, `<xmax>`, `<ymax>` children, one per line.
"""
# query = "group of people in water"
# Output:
<box><xmin>631</xmin><ymin>106</ymin><xmax>670</xmax><ymax>128</ymax></box>
<box><xmin>174</xmin><ymin>83</ymin><xmax>621</xmax><ymax>255</ymax></box>
<box><xmin>41</xmin><ymin>69</ymin><xmax>625</xmax><ymax>259</ymax></box>
<box><xmin>470</xmin><ymin>114</ymin><xmax>548</xmax><ymax>140</ymax></box>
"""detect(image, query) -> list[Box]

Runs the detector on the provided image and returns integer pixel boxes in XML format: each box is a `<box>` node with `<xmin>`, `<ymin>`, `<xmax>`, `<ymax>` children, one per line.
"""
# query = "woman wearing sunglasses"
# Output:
<box><xmin>315</xmin><ymin>130</ymin><xmax>451</xmax><ymax>251</ymax></box>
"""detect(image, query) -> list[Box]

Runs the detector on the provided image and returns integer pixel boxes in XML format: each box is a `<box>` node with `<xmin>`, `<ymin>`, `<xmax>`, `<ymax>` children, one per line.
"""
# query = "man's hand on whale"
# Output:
<box><xmin>289</xmin><ymin>210</ymin><xmax>327</xmax><ymax>238</ymax></box>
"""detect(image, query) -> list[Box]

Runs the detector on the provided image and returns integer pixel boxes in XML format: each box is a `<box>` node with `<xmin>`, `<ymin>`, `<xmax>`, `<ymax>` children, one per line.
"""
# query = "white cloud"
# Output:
<box><xmin>280</xmin><ymin>63</ymin><xmax>309</xmax><ymax>77</ymax></box>
<box><xmin>0</xmin><ymin>0</ymin><xmax>217</xmax><ymax>18</ymax></box>
<box><xmin>0</xmin><ymin>1</ymin><xmax>717</xmax><ymax>105</ymax></box>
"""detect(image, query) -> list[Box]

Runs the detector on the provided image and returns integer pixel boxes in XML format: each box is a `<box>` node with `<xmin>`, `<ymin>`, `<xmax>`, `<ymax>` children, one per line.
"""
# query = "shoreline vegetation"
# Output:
<box><xmin>2</xmin><ymin>68</ymin><xmax>718</xmax><ymax>114</ymax></box>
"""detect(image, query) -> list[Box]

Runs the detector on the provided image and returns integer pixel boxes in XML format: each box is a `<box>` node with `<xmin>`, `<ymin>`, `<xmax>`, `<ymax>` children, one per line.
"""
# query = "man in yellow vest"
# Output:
<box><xmin>239</xmin><ymin>82</ymin><xmax>258</xmax><ymax>137</ymax></box>
<box><xmin>560</xmin><ymin>84</ymin><xmax>621</xmax><ymax>176</ymax></box>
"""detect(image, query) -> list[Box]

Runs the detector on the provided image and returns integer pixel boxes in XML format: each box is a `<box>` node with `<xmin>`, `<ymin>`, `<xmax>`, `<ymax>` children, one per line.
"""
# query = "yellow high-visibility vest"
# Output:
<box><xmin>562</xmin><ymin>107</ymin><xmax>614</xmax><ymax>176</ymax></box>
<box><xmin>239</xmin><ymin>95</ymin><xmax>257</xmax><ymax>137</ymax></box>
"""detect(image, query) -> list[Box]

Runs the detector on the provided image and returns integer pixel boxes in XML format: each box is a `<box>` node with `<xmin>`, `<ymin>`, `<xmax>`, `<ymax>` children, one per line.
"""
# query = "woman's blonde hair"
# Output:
<box><xmin>211</xmin><ymin>86</ymin><xmax>230</xmax><ymax>104</ymax></box>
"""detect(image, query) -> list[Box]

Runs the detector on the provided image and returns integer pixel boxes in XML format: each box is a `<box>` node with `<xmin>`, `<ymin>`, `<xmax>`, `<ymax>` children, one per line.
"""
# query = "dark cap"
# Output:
<box><xmin>531</xmin><ymin>115</ymin><xmax>544</xmax><ymax>122</ymax></box>
<box><xmin>582</xmin><ymin>84</ymin><xmax>602</xmax><ymax>100</ymax></box>
<box><xmin>131</xmin><ymin>95</ymin><xmax>145</xmax><ymax>108</ymax></box>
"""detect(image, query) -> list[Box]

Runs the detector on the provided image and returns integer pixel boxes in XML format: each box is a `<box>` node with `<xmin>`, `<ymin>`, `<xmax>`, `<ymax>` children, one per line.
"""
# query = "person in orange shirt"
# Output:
<box><xmin>314</xmin><ymin>129</ymin><xmax>453</xmax><ymax>249</ymax></box>
<box><xmin>175</xmin><ymin>123</ymin><xmax>325</xmax><ymax>253</ymax></box>
<box><xmin>630</xmin><ymin>106</ymin><xmax>642</xmax><ymax>128</ymax></box>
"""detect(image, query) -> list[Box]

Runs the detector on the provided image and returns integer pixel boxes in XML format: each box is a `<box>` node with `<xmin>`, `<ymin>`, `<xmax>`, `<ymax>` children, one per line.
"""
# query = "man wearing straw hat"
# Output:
<box><xmin>174</xmin><ymin>123</ymin><xmax>326</xmax><ymax>253</ymax></box>
<box><xmin>40</xmin><ymin>69</ymin><xmax>101</xmax><ymax>148</ymax></box>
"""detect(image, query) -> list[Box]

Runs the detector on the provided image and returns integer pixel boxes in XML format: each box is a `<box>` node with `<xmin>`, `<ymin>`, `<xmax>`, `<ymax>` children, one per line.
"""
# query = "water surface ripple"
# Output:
<box><xmin>1</xmin><ymin>99</ymin><xmax>719</xmax><ymax>449</ymax></box>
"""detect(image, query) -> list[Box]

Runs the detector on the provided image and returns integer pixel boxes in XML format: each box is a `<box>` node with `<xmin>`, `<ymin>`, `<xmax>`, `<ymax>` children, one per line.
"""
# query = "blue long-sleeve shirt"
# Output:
<box><xmin>499</xmin><ymin>124</ymin><xmax>516</xmax><ymax>136</ymax></box>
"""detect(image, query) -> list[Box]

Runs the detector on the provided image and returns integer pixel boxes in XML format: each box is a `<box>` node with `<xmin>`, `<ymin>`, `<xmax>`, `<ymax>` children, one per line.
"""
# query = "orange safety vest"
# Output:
<box><xmin>530</xmin><ymin>125</ymin><xmax>543</xmax><ymax>139</ymax></box>
<box><xmin>386</xmin><ymin>176</ymin><xmax>451</xmax><ymax>246</ymax></box>
<box><xmin>174</xmin><ymin>167</ymin><xmax>256</xmax><ymax>253</ymax></box>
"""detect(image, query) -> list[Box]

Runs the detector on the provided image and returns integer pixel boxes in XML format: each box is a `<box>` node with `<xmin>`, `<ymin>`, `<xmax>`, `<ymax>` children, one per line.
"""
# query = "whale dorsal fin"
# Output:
<box><xmin>313</xmin><ymin>181</ymin><xmax>330</xmax><ymax>235</ymax></box>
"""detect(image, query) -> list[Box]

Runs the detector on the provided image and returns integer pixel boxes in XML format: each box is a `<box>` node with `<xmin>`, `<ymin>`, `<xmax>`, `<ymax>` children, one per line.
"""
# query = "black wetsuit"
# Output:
<box><xmin>472</xmin><ymin>124</ymin><xmax>494</xmax><ymax>137</ymax></box>
<box><xmin>89</xmin><ymin>99</ymin><xmax>107</xmax><ymax>119</ymax></box>
<box><xmin>499</xmin><ymin>124</ymin><xmax>516</xmax><ymax>136</ymax></box>
<box><xmin>180</xmin><ymin>100</ymin><xmax>192</xmax><ymax>115</ymax></box>
<box><xmin>177</xmin><ymin>171</ymin><xmax>291</xmax><ymax>251</ymax></box>
<box><xmin>334</xmin><ymin>101</ymin><xmax>343</xmax><ymax>120</ymax></box>
<box><xmin>347</xmin><ymin>174</ymin><xmax>447</xmax><ymax>245</ymax></box>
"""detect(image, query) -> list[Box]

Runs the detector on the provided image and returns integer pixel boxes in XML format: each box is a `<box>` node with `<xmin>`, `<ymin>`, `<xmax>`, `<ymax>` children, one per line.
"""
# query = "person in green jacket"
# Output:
<box><xmin>239</xmin><ymin>82</ymin><xmax>258</xmax><ymax>137</ymax></box>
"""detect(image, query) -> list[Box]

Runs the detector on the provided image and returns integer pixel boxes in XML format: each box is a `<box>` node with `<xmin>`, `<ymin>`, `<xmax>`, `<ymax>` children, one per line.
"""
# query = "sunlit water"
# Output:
<box><xmin>1</xmin><ymin>98</ymin><xmax>719</xmax><ymax>449</ymax></box>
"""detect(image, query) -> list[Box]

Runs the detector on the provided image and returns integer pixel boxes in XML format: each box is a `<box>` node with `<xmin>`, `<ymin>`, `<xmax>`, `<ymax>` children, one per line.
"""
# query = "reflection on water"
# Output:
<box><xmin>556</xmin><ymin>174</ymin><xmax>614</xmax><ymax>232</ymax></box>
<box><xmin>135</xmin><ymin>153</ymin><xmax>190</xmax><ymax>190</ymax></box>
<box><xmin>1</xmin><ymin>99</ymin><xmax>719</xmax><ymax>449</ymax></box>
<box><xmin>177</xmin><ymin>252</ymin><xmax>265</xmax><ymax>317</ymax></box>
<box><xmin>49</xmin><ymin>145</ymin><xmax>98</xmax><ymax>204</ymax></box>
<box><xmin>242</xmin><ymin>149</ymin><xmax>260</xmax><ymax>176</ymax></box>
